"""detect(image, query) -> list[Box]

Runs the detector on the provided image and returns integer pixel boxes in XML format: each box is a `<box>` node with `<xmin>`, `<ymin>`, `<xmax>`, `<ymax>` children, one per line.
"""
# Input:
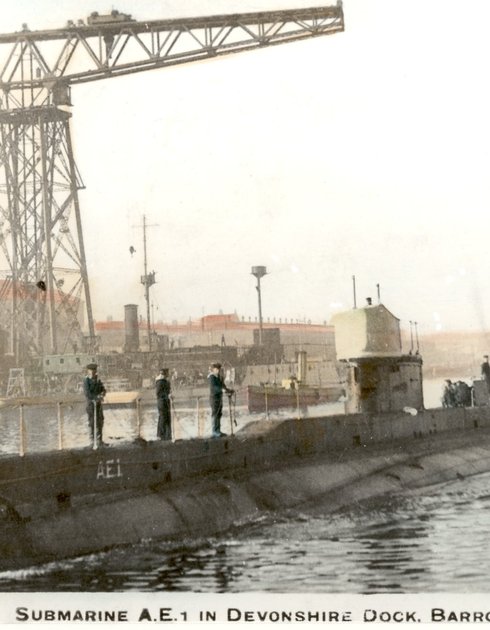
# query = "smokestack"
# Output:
<box><xmin>376</xmin><ymin>283</ymin><xmax>381</xmax><ymax>304</ymax></box>
<box><xmin>352</xmin><ymin>275</ymin><xmax>357</xmax><ymax>309</ymax></box>
<box><xmin>124</xmin><ymin>304</ymin><xmax>140</xmax><ymax>352</ymax></box>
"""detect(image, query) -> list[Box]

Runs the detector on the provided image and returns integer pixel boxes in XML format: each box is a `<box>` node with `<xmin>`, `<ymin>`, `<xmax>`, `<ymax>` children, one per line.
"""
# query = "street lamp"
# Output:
<box><xmin>251</xmin><ymin>266</ymin><xmax>267</xmax><ymax>345</ymax></box>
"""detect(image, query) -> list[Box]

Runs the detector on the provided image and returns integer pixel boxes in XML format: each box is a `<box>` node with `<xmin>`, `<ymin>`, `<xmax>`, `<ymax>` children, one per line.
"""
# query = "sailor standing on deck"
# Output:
<box><xmin>481</xmin><ymin>355</ymin><xmax>490</xmax><ymax>394</ymax></box>
<box><xmin>441</xmin><ymin>379</ymin><xmax>455</xmax><ymax>408</ymax></box>
<box><xmin>208</xmin><ymin>362</ymin><xmax>233</xmax><ymax>438</ymax></box>
<box><xmin>83</xmin><ymin>363</ymin><xmax>106</xmax><ymax>447</ymax></box>
<box><xmin>156</xmin><ymin>368</ymin><xmax>172</xmax><ymax>441</ymax></box>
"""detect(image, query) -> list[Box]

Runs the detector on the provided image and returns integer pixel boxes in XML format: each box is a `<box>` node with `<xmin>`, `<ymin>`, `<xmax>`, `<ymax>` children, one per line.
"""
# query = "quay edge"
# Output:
<box><xmin>1</xmin><ymin>405</ymin><xmax>490</xmax><ymax>571</ymax></box>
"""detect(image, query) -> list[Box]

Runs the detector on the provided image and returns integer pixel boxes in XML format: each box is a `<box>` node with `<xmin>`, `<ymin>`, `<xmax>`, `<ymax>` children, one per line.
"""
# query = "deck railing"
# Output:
<box><xmin>3</xmin><ymin>388</ymin><xmax>318</xmax><ymax>456</ymax></box>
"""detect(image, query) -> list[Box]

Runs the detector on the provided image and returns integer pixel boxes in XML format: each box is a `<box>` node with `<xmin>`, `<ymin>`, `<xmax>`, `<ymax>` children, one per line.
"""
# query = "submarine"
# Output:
<box><xmin>1</xmin><ymin>300</ymin><xmax>490</xmax><ymax>572</ymax></box>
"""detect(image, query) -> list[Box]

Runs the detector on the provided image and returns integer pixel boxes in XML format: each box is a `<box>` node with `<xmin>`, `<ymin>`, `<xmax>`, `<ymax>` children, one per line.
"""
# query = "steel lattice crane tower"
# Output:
<box><xmin>0</xmin><ymin>4</ymin><xmax>344</xmax><ymax>361</ymax></box>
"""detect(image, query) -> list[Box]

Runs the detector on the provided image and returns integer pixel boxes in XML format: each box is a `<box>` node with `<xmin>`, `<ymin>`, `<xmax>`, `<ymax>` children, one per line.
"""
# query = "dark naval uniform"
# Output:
<box><xmin>208</xmin><ymin>372</ymin><xmax>225</xmax><ymax>437</ymax></box>
<box><xmin>482</xmin><ymin>358</ymin><xmax>490</xmax><ymax>394</ymax></box>
<box><xmin>156</xmin><ymin>374</ymin><xmax>172</xmax><ymax>440</ymax></box>
<box><xmin>83</xmin><ymin>372</ymin><xmax>106</xmax><ymax>445</ymax></box>
<box><xmin>208</xmin><ymin>367</ymin><xmax>232</xmax><ymax>437</ymax></box>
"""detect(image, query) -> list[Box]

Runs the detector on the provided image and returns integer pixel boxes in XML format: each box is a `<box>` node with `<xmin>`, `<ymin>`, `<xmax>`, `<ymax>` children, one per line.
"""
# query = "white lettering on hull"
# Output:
<box><xmin>96</xmin><ymin>458</ymin><xmax>123</xmax><ymax>480</ymax></box>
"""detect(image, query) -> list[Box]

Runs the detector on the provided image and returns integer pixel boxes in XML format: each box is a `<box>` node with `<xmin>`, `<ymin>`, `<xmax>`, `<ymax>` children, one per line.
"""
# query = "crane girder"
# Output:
<box><xmin>0</xmin><ymin>5</ymin><xmax>343</xmax><ymax>44</ymax></box>
<box><xmin>0</xmin><ymin>4</ymin><xmax>344</xmax><ymax>105</ymax></box>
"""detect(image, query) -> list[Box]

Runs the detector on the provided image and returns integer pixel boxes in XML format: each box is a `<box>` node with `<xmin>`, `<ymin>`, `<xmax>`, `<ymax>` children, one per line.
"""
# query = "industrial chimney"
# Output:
<box><xmin>124</xmin><ymin>304</ymin><xmax>140</xmax><ymax>352</ymax></box>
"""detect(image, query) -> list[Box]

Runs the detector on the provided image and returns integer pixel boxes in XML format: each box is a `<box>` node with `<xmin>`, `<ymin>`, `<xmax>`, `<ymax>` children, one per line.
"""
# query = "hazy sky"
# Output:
<box><xmin>2</xmin><ymin>0</ymin><xmax>490</xmax><ymax>334</ymax></box>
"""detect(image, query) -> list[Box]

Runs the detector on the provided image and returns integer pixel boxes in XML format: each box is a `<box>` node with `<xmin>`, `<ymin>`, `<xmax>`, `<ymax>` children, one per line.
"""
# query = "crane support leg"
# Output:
<box><xmin>0</xmin><ymin>106</ymin><xmax>95</xmax><ymax>360</ymax></box>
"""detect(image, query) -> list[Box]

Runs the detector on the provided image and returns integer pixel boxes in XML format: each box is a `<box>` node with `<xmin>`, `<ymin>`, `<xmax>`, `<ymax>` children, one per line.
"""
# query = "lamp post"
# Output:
<box><xmin>251</xmin><ymin>266</ymin><xmax>267</xmax><ymax>345</ymax></box>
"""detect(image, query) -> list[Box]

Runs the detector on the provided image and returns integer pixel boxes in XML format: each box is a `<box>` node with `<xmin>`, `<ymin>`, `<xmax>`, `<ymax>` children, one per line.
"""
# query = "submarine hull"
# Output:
<box><xmin>2</xmin><ymin>405</ymin><xmax>490</xmax><ymax>571</ymax></box>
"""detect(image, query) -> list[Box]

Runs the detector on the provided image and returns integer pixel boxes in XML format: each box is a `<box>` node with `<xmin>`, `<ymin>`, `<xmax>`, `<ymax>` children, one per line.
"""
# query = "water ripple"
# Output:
<box><xmin>1</xmin><ymin>464</ymin><xmax>490</xmax><ymax>592</ymax></box>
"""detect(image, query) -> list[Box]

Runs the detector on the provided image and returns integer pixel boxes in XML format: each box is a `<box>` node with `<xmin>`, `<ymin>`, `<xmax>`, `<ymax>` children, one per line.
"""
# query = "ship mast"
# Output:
<box><xmin>138</xmin><ymin>215</ymin><xmax>157</xmax><ymax>352</ymax></box>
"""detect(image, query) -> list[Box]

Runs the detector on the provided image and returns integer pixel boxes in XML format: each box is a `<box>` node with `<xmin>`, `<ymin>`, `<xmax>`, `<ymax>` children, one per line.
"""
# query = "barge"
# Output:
<box><xmin>246</xmin><ymin>383</ymin><xmax>344</xmax><ymax>413</ymax></box>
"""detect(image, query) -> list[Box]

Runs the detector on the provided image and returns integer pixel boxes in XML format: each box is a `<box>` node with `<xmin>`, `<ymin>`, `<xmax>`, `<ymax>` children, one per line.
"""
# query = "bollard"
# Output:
<box><xmin>136</xmin><ymin>397</ymin><xmax>142</xmax><ymax>439</ymax></box>
<box><xmin>19</xmin><ymin>404</ymin><xmax>26</xmax><ymax>457</ymax></box>
<box><xmin>57</xmin><ymin>402</ymin><xmax>64</xmax><ymax>450</ymax></box>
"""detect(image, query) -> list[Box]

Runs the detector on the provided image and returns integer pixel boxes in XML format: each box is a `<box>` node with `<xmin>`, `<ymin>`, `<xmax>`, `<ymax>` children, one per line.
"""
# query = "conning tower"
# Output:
<box><xmin>331</xmin><ymin>299</ymin><xmax>423</xmax><ymax>414</ymax></box>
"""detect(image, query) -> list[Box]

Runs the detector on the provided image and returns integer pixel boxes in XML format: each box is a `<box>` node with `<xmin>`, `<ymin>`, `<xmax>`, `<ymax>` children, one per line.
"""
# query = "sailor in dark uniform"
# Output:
<box><xmin>481</xmin><ymin>355</ymin><xmax>490</xmax><ymax>394</ymax></box>
<box><xmin>83</xmin><ymin>363</ymin><xmax>107</xmax><ymax>447</ymax></box>
<box><xmin>441</xmin><ymin>379</ymin><xmax>455</xmax><ymax>408</ymax></box>
<box><xmin>156</xmin><ymin>368</ymin><xmax>172</xmax><ymax>440</ymax></box>
<box><xmin>208</xmin><ymin>362</ymin><xmax>233</xmax><ymax>438</ymax></box>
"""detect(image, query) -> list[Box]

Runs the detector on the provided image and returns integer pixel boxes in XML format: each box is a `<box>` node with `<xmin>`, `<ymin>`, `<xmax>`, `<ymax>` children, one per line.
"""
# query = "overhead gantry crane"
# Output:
<box><xmin>0</xmin><ymin>3</ymin><xmax>344</xmax><ymax>360</ymax></box>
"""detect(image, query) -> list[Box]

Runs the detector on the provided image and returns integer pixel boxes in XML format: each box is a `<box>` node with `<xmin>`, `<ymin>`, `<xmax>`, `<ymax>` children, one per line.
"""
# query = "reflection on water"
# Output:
<box><xmin>1</xmin><ymin>471</ymin><xmax>490</xmax><ymax>592</ymax></box>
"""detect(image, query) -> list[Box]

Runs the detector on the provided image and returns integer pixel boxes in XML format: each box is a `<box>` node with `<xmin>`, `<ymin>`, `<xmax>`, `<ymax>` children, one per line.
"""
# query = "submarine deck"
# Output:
<box><xmin>1</xmin><ymin>405</ymin><xmax>490</xmax><ymax>571</ymax></box>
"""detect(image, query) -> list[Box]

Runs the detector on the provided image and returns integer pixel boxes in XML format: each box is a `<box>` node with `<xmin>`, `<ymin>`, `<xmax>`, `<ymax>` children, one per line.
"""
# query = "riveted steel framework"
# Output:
<box><xmin>0</xmin><ymin>105</ymin><xmax>92</xmax><ymax>358</ymax></box>
<box><xmin>0</xmin><ymin>3</ymin><xmax>344</xmax><ymax>360</ymax></box>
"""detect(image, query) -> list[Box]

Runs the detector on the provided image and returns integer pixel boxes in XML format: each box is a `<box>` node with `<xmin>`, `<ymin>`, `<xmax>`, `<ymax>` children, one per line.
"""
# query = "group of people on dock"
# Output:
<box><xmin>441</xmin><ymin>379</ymin><xmax>472</xmax><ymax>408</ymax></box>
<box><xmin>83</xmin><ymin>361</ymin><xmax>234</xmax><ymax>447</ymax></box>
<box><xmin>441</xmin><ymin>354</ymin><xmax>490</xmax><ymax>409</ymax></box>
